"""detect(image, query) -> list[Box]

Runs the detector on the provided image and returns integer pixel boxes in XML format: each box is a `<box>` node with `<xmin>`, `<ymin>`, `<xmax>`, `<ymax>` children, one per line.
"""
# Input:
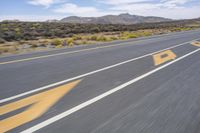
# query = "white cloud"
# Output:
<box><xmin>99</xmin><ymin>0</ymin><xmax>192</xmax><ymax>5</ymax></box>
<box><xmin>97</xmin><ymin>0</ymin><xmax>200</xmax><ymax>19</ymax></box>
<box><xmin>53</xmin><ymin>3</ymin><xmax>121</xmax><ymax>17</ymax></box>
<box><xmin>149</xmin><ymin>6</ymin><xmax>200</xmax><ymax>19</ymax></box>
<box><xmin>28</xmin><ymin>0</ymin><xmax>63</xmax><ymax>7</ymax></box>
<box><xmin>0</xmin><ymin>15</ymin><xmax>65</xmax><ymax>21</ymax></box>
<box><xmin>23</xmin><ymin>0</ymin><xmax>200</xmax><ymax>20</ymax></box>
<box><xmin>108</xmin><ymin>1</ymin><xmax>200</xmax><ymax>19</ymax></box>
<box><xmin>54</xmin><ymin>3</ymin><xmax>98</xmax><ymax>14</ymax></box>
<box><xmin>162</xmin><ymin>0</ymin><xmax>191</xmax><ymax>5</ymax></box>
<box><xmin>111</xmin><ymin>3</ymin><xmax>161</xmax><ymax>11</ymax></box>
<box><xmin>99</xmin><ymin>0</ymin><xmax>153</xmax><ymax>5</ymax></box>
<box><xmin>160</xmin><ymin>0</ymin><xmax>192</xmax><ymax>8</ymax></box>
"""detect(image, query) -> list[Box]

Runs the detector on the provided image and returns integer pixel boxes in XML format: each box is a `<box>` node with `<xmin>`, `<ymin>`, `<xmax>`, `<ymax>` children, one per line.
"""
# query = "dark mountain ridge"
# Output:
<box><xmin>60</xmin><ymin>13</ymin><xmax>172</xmax><ymax>24</ymax></box>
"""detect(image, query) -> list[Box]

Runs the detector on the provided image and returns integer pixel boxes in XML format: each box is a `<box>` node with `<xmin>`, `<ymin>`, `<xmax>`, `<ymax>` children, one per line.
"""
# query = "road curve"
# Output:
<box><xmin>0</xmin><ymin>30</ymin><xmax>200</xmax><ymax>133</ymax></box>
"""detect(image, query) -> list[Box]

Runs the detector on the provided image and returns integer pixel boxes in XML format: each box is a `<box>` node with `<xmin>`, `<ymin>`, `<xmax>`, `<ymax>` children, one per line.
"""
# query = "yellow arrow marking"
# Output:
<box><xmin>191</xmin><ymin>41</ymin><xmax>200</xmax><ymax>47</ymax></box>
<box><xmin>0</xmin><ymin>80</ymin><xmax>81</xmax><ymax>133</ymax></box>
<box><xmin>153</xmin><ymin>50</ymin><xmax>177</xmax><ymax>66</ymax></box>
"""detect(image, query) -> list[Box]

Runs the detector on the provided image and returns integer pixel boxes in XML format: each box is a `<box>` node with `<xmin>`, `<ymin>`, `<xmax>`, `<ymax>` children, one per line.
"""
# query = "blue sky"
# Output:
<box><xmin>0</xmin><ymin>0</ymin><xmax>200</xmax><ymax>21</ymax></box>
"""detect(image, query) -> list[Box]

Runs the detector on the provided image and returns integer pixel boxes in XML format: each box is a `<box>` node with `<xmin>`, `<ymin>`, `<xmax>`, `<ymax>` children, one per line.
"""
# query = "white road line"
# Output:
<box><xmin>22</xmin><ymin>48</ymin><xmax>200</xmax><ymax>133</ymax></box>
<box><xmin>0</xmin><ymin>32</ymin><xmax>184</xmax><ymax>65</ymax></box>
<box><xmin>0</xmin><ymin>30</ymin><xmax>196</xmax><ymax>65</ymax></box>
<box><xmin>0</xmin><ymin>43</ymin><xmax>129</xmax><ymax>65</ymax></box>
<box><xmin>0</xmin><ymin>38</ymin><xmax>199</xmax><ymax>104</ymax></box>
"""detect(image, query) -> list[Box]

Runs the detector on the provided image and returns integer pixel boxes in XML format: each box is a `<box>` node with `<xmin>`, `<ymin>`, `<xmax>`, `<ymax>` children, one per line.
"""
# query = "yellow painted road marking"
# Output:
<box><xmin>191</xmin><ymin>41</ymin><xmax>200</xmax><ymax>47</ymax></box>
<box><xmin>153</xmin><ymin>50</ymin><xmax>177</xmax><ymax>66</ymax></box>
<box><xmin>0</xmin><ymin>80</ymin><xmax>81</xmax><ymax>133</ymax></box>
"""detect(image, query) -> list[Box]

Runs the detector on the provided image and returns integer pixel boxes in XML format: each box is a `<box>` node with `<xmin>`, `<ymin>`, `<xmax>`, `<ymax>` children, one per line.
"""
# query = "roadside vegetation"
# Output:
<box><xmin>0</xmin><ymin>18</ymin><xmax>200</xmax><ymax>55</ymax></box>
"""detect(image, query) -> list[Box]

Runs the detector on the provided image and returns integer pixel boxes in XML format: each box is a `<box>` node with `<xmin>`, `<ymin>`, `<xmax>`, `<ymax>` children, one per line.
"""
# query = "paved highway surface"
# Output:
<box><xmin>0</xmin><ymin>30</ymin><xmax>200</xmax><ymax>133</ymax></box>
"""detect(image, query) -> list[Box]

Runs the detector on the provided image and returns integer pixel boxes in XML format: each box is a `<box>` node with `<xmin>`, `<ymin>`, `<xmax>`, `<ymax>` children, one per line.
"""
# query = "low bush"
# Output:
<box><xmin>90</xmin><ymin>35</ymin><xmax>98</xmax><ymax>41</ymax></box>
<box><xmin>0</xmin><ymin>38</ymin><xmax>5</xmax><ymax>43</ymax></box>
<box><xmin>0</xmin><ymin>19</ymin><xmax>199</xmax><ymax>42</ymax></box>
<box><xmin>0</xmin><ymin>46</ymin><xmax>18</xmax><ymax>54</ymax></box>
<box><xmin>143</xmin><ymin>31</ymin><xmax>151</xmax><ymax>36</ymax></box>
<box><xmin>52</xmin><ymin>39</ymin><xmax>62</xmax><ymax>46</ymax></box>
<box><xmin>110</xmin><ymin>36</ymin><xmax>118</xmax><ymax>40</ymax></box>
<box><xmin>67</xmin><ymin>38</ymin><xmax>74</xmax><ymax>46</ymax></box>
<box><xmin>72</xmin><ymin>35</ymin><xmax>82</xmax><ymax>40</ymax></box>
<box><xmin>30</xmin><ymin>44</ymin><xmax>38</xmax><ymax>48</ymax></box>
<box><xmin>127</xmin><ymin>33</ymin><xmax>138</xmax><ymax>38</ymax></box>
<box><xmin>97</xmin><ymin>36</ymin><xmax>108</xmax><ymax>41</ymax></box>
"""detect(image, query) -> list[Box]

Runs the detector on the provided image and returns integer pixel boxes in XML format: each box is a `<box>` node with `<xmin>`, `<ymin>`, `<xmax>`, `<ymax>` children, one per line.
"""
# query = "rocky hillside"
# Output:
<box><xmin>60</xmin><ymin>13</ymin><xmax>172</xmax><ymax>24</ymax></box>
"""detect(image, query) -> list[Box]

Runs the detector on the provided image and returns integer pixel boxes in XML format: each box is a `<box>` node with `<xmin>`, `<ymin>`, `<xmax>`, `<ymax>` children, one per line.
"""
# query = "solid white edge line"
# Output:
<box><xmin>0</xmin><ymin>31</ymin><xmax>183</xmax><ymax>65</ymax></box>
<box><xmin>21</xmin><ymin>48</ymin><xmax>200</xmax><ymax>133</ymax></box>
<box><xmin>0</xmin><ymin>38</ymin><xmax>199</xmax><ymax>104</ymax></box>
<box><xmin>0</xmin><ymin>29</ymin><xmax>196</xmax><ymax>64</ymax></box>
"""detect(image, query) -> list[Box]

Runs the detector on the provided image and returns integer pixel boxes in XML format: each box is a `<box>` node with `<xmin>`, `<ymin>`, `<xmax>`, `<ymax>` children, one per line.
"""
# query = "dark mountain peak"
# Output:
<box><xmin>67</xmin><ymin>16</ymin><xmax>80</xmax><ymax>18</ymax></box>
<box><xmin>46</xmin><ymin>19</ymin><xmax>59</xmax><ymax>22</ymax></box>
<box><xmin>119</xmin><ymin>13</ymin><xmax>132</xmax><ymax>16</ymax></box>
<box><xmin>60</xmin><ymin>13</ymin><xmax>172</xmax><ymax>24</ymax></box>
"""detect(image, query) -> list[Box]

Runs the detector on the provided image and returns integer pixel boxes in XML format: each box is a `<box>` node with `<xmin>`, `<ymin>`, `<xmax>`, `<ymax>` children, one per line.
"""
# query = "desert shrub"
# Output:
<box><xmin>91</xmin><ymin>27</ymin><xmax>100</xmax><ymax>33</ymax></box>
<box><xmin>120</xmin><ymin>32</ymin><xmax>140</xmax><ymax>39</ymax></box>
<box><xmin>30</xmin><ymin>44</ymin><xmax>38</xmax><ymax>48</ymax></box>
<box><xmin>62</xmin><ymin>40</ymin><xmax>67</xmax><ymax>46</ymax></box>
<box><xmin>97</xmin><ymin>36</ymin><xmax>108</xmax><ymax>41</ymax></box>
<box><xmin>82</xmin><ymin>41</ymin><xmax>87</xmax><ymax>44</ymax></box>
<box><xmin>0</xmin><ymin>19</ymin><xmax>199</xmax><ymax>42</ymax></box>
<box><xmin>119</xmin><ymin>32</ymin><xmax>129</xmax><ymax>39</ymax></box>
<box><xmin>67</xmin><ymin>33</ymin><xmax>74</xmax><ymax>37</ymax></box>
<box><xmin>120</xmin><ymin>36</ymin><xmax>128</xmax><ymax>40</ymax></box>
<box><xmin>127</xmin><ymin>33</ymin><xmax>138</xmax><ymax>38</ymax></box>
<box><xmin>38</xmin><ymin>43</ymin><xmax>46</xmax><ymax>47</ymax></box>
<box><xmin>67</xmin><ymin>38</ymin><xmax>74</xmax><ymax>46</ymax></box>
<box><xmin>110</xmin><ymin>36</ymin><xmax>118</xmax><ymax>40</ymax></box>
<box><xmin>0</xmin><ymin>38</ymin><xmax>5</xmax><ymax>43</ymax></box>
<box><xmin>0</xmin><ymin>47</ymin><xmax>9</xmax><ymax>54</ymax></box>
<box><xmin>2</xmin><ymin>31</ymin><xmax>16</xmax><ymax>41</ymax></box>
<box><xmin>0</xmin><ymin>46</ymin><xmax>17</xmax><ymax>54</ymax></box>
<box><xmin>52</xmin><ymin>39</ymin><xmax>62</xmax><ymax>46</ymax></box>
<box><xmin>72</xmin><ymin>35</ymin><xmax>82</xmax><ymax>40</ymax></box>
<box><xmin>105</xmin><ymin>37</ymin><xmax>113</xmax><ymax>41</ymax></box>
<box><xmin>90</xmin><ymin>35</ymin><xmax>98</xmax><ymax>41</ymax></box>
<box><xmin>143</xmin><ymin>31</ymin><xmax>151</xmax><ymax>36</ymax></box>
<box><xmin>2</xmin><ymin>27</ymin><xmax>9</xmax><ymax>31</ymax></box>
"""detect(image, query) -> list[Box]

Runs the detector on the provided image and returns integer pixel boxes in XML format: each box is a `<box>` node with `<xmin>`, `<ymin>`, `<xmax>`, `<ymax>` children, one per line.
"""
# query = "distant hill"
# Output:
<box><xmin>60</xmin><ymin>13</ymin><xmax>172</xmax><ymax>24</ymax></box>
<box><xmin>2</xmin><ymin>19</ymin><xmax>20</xmax><ymax>22</ymax></box>
<box><xmin>46</xmin><ymin>19</ymin><xmax>59</xmax><ymax>23</ymax></box>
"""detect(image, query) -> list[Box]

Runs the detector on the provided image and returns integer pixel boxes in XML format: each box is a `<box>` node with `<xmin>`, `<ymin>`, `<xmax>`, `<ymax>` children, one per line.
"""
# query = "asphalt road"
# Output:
<box><xmin>0</xmin><ymin>30</ymin><xmax>200</xmax><ymax>133</ymax></box>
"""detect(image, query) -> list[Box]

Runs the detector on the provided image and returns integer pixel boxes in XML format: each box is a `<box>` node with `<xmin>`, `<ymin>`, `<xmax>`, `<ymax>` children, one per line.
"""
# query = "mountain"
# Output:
<box><xmin>46</xmin><ymin>19</ymin><xmax>59</xmax><ymax>23</ymax></box>
<box><xmin>2</xmin><ymin>19</ymin><xmax>20</xmax><ymax>22</ymax></box>
<box><xmin>60</xmin><ymin>13</ymin><xmax>172</xmax><ymax>24</ymax></box>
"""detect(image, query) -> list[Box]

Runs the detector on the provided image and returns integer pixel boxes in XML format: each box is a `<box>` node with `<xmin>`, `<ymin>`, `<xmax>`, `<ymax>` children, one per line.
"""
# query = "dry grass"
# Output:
<box><xmin>0</xmin><ymin>45</ymin><xmax>18</xmax><ymax>54</ymax></box>
<box><xmin>0</xmin><ymin>27</ymin><xmax>199</xmax><ymax>56</ymax></box>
